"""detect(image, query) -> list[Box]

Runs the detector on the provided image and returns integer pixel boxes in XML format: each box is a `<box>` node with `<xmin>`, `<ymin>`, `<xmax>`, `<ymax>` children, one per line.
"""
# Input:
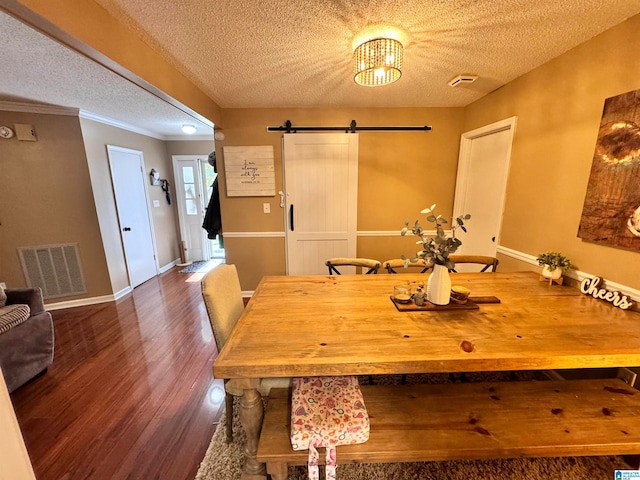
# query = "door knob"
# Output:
<box><xmin>123</xmin><ymin>227</ymin><xmax>132</xmax><ymax>232</ymax></box>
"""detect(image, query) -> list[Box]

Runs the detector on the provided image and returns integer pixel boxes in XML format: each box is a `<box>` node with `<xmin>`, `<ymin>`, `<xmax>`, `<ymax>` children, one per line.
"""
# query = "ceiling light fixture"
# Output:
<box><xmin>353</xmin><ymin>38</ymin><xmax>403</xmax><ymax>87</ymax></box>
<box><xmin>182</xmin><ymin>124</ymin><xmax>197</xmax><ymax>134</ymax></box>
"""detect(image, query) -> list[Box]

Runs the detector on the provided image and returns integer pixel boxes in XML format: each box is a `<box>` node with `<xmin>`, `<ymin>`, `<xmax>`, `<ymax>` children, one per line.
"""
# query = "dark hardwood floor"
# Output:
<box><xmin>10</xmin><ymin>268</ymin><xmax>224</xmax><ymax>480</ymax></box>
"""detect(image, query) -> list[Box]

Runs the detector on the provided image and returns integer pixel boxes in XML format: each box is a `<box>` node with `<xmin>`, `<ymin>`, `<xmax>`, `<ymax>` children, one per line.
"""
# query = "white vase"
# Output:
<box><xmin>427</xmin><ymin>264</ymin><xmax>452</xmax><ymax>305</ymax></box>
<box><xmin>541</xmin><ymin>264</ymin><xmax>562</xmax><ymax>279</ymax></box>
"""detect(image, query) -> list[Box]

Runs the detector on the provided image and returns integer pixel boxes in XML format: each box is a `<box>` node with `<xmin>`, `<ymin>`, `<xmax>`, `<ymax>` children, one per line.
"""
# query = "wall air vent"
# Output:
<box><xmin>448</xmin><ymin>74</ymin><xmax>479</xmax><ymax>87</ymax></box>
<box><xmin>18</xmin><ymin>244</ymin><xmax>87</xmax><ymax>299</ymax></box>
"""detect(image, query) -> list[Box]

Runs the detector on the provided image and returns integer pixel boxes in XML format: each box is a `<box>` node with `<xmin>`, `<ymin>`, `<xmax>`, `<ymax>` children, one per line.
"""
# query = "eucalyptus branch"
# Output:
<box><xmin>401</xmin><ymin>204</ymin><xmax>471</xmax><ymax>269</ymax></box>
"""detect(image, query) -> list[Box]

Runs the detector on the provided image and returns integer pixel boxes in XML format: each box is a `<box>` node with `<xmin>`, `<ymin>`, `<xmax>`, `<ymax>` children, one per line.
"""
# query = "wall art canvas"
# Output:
<box><xmin>223</xmin><ymin>145</ymin><xmax>275</xmax><ymax>197</ymax></box>
<box><xmin>578</xmin><ymin>88</ymin><xmax>640</xmax><ymax>251</ymax></box>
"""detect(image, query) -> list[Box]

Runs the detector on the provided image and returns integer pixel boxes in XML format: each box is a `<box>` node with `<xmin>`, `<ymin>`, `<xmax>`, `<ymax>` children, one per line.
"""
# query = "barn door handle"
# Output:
<box><xmin>289</xmin><ymin>204</ymin><xmax>294</xmax><ymax>231</ymax></box>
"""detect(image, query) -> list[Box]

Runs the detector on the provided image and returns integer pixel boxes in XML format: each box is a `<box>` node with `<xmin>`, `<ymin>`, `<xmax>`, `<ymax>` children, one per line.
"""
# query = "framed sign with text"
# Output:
<box><xmin>223</xmin><ymin>145</ymin><xmax>275</xmax><ymax>197</ymax></box>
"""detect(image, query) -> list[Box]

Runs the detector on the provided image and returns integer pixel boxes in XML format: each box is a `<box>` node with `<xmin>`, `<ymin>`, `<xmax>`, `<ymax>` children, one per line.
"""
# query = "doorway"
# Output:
<box><xmin>107</xmin><ymin>145</ymin><xmax>159</xmax><ymax>288</ymax></box>
<box><xmin>172</xmin><ymin>155</ymin><xmax>225</xmax><ymax>263</ymax></box>
<box><xmin>283</xmin><ymin>133</ymin><xmax>359</xmax><ymax>275</ymax></box>
<box><xmin>452</xmin><ymin>117</ymin><xmax>516</xmax><ymax>269</ymax></box>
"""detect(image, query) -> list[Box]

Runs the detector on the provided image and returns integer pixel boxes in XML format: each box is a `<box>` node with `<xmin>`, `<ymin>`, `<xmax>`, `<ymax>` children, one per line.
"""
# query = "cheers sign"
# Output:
<box><xmin>580</xmin><ymin>276</ymin><xmax>634</xmax><ymax>310</ymax></box>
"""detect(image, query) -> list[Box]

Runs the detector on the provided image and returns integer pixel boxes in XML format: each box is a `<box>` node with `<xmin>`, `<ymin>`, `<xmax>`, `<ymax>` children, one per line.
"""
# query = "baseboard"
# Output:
<box><xmin>45</xmin><ymin>294</ymin><xmax>116</xmax><ymax>311</ymax></box>
<box><xmin>242</xmin><ymin>290</ymin><xmax>255</xmax><ymax>298</ymax></box>
<box><xmin>159</xmin><ymin>258</ymin><xmax>181</xmax><ymax>273</ymax></box>
<box><xmin>114</xmin><ymin>286</ymin><xmax>132</xmax><ymax>300</ymax></box>
<box><xmin>44</xmin><ymin>260</ymin><xmax>180</xmax><ymax>311</ymax></box>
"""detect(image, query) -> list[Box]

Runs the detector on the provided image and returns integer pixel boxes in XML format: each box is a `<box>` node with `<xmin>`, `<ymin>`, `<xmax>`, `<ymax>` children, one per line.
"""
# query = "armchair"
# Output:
<box><xmin>0</xmin><ymin>288</ymin><xmax>54</xmax><ymax>392</ymax></box>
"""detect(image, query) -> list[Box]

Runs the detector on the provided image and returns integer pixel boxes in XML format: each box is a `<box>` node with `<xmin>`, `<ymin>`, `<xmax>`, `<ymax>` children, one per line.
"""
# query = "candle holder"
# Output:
<box><xmin>393</xmin><ymin>285</ymin><xmax>412</xmax><ymax>304</ymax></box>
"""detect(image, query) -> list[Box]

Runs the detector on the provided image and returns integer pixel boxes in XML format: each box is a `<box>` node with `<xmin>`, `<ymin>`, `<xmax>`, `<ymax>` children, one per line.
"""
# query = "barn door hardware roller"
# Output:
<box><xmin>267</xmin><ymin>120</ymin><xmax>432</xmax><ymax>133</ymax></box>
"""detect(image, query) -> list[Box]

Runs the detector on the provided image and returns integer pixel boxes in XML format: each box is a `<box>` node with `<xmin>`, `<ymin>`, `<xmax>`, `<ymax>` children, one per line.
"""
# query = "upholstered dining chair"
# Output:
<box><xmin>326</xmin><ymin>257</ymin><xmax>381</xmax><ymax>275</ymax></box>
<box><xmin>448</xmin><ymin>255</ymin><xmax>499</xmax><ymax>273</ymax></box>
<box><xmin>201</xmin><ymin>263</ymin><xmax>289</xmax><ymax>442</ymax></box>
<box><xmin>383</xmin><ymin>258</ymin><xmax>433</xmax><ymax>274</ymax></box>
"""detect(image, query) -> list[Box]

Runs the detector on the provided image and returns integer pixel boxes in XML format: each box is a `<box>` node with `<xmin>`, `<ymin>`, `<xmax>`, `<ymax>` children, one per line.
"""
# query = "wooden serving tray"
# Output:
<box><xmin>390</xmin><ymin>295</ymin><xmax>500</xmax><ymax>312</ymax></box>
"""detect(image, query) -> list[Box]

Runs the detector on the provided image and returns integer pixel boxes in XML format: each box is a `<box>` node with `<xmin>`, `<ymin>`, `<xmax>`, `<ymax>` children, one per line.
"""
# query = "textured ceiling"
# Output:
<box><xmin>2</xmin><ymin>1</ymin><xmax>640</xmax><ymax>137</ymax></box>
<box><xmin>95</xmin><ymin>0</ymin><xmax>640</xmax><ymax>108</ymax></box>
<box><xmin>0</xmin><ymin>11</ymin><xmax>212</xmax><ymax>138</ymax></box>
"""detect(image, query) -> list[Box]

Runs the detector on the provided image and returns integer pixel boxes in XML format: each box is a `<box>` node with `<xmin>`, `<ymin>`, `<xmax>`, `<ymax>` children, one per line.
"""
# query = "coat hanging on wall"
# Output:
<box><xmin>161</xmin><ymin>179</ymin><xmax>171</xmax><ymax>204</ymax></box>
<box><xmin>202</xmin><ymin>151</ymin><xmax>222</xmax><ymax>242</ymax></box>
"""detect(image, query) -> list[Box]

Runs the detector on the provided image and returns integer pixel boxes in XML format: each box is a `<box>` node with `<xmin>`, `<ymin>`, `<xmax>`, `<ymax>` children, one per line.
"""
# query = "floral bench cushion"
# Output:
<box><xmin>0</xmin><ymin>304</ymin><xmax>30</xmax><ymax>335</ymax></box>
<box><xmin>291</xmin><ymin>376</ymin><xmax>369</xmax><ymax>480</ymax></box>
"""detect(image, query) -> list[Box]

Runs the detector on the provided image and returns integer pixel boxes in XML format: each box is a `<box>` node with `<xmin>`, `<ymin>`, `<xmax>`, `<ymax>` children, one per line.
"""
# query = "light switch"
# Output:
<box><xmin>153</xmin><ymin>200</ymin><xmax>160</xmax><ymax>207</ymax></box>
<box><xmin>263</xmin><ymin>203</ymin><xmax>271</xmax><ymax>214</ymax></box>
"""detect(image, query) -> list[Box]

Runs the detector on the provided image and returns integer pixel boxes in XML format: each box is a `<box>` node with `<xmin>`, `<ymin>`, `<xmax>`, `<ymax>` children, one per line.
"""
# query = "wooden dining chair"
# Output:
<box><xmin>201</xmin><ymin>264</ymin><xmax>289</xmax><ymax>442</ymax></box>
<box><xmin>383</xmin><ymin>258</ymin><xmax>433</xmax><ymax>274</ymax></box>
<box><xmin>448</xmin><ymin>255</ymin><xmax>499</xmax><ymax>273</ymax></box>
<box><xmin>326</xmin><ymin>257</ymin><xmax>381</xmax><ymax>274</ymax></box>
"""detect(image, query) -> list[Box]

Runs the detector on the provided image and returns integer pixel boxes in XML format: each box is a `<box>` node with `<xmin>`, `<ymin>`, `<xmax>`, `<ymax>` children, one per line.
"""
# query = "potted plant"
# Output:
<box><xmin>536</xmin><ymin>251</ymin><xmax>573</xmax><ymax>280</ymax></box>
<box><xmin>401</xmin><ymin>204</ymin><xmax>470</xmax><ymax>305</ymax></box>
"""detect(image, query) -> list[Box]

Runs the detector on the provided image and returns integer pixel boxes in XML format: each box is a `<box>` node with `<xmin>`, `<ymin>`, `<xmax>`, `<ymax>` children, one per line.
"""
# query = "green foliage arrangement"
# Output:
<box><xmin>401</xmin><ymin>204</ymin><xmax>471</xmax><ymax>270</ymax></box>
<box><xmin>536</xmin><ymin>251</ymin><xmax>573</xmax><ymax>272</ymax></box>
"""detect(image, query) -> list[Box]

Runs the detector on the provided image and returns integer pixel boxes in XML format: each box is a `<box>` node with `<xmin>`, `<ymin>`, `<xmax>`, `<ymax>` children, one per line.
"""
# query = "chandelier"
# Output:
<box><xmin>353</xmin><ymin>38</ymin><xmax>403</xmax><ymax>87</ymax></box>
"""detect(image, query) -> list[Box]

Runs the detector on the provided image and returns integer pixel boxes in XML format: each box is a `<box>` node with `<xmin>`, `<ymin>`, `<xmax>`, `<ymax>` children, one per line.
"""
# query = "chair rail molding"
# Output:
<box><xmin>223</xmin><ymin>230</ymin><xmax>445</xmax><ymax>238</ymax></box>
<box><xmin>358</xmin><ymin>230</ymin><xmax>442</xmax><ymax>237</ymax></box>
<box><xmin>496</xmin><ymin>245</ymin><xmax>639</xmax><ymax>301</ymax></box>
<box><xmin>223</xmin><ymin>231</ymin><xmax>286</xmax><ymax>238</ymax></box>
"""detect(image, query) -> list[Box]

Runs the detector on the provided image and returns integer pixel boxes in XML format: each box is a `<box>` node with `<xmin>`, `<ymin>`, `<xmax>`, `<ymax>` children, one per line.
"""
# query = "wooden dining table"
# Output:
<box><xmin>213</xmin><ymin>272</ymin><xmax>640</xmax><ymax>479</ymax></box>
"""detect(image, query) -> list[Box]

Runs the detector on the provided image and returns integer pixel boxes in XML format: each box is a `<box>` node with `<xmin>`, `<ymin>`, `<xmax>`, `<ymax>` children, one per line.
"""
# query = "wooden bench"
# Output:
<box><xmin>257</xmin><ymin>378</ymin><xmax>640</xmax><ymax>479</ymax></box>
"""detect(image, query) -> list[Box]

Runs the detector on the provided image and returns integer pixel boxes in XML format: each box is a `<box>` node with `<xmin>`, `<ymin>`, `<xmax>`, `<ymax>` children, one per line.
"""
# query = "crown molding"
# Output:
<box><xmin>0</xmin><ymin>102</ymin><xmax>211</xmax><ymax>141</ymax></box>
<box><xmin>79</xmin><ymin>110</ymin><xmax>165</xmax><ymax>140</ymax></box>
<box><xmin>0</xmin><ymin>100</ymin><xmax>78</xmax><ymax>116</ymax></box>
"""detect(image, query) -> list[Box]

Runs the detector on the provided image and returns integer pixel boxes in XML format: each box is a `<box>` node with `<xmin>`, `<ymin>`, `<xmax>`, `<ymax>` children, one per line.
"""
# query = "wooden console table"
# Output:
<box><xmin>213</xmin><ymin>272</ymin><xmax>640</xmax><ymax>479</ymax></box>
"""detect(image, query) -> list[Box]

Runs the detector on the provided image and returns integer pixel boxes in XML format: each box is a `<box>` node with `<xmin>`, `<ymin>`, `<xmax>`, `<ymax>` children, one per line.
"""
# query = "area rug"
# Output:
<box><xmin>194</xmin><ymin>373</ymin><xmax>633</xmax><ymax>480</ymax></box>
<box><xmin>179</xmin><ymin>260</ymin><xmax>223</xmax><ymax>273</ymax></box>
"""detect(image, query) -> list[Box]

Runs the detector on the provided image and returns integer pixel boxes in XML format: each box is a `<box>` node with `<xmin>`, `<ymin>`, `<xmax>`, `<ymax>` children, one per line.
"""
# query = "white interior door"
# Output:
<box><xmin>453</xmin><ymin>117</ymin><xmax>516</xmax><ymax>270</ymax></box>
<box><xmin>107</xmin><ymin>145</ymin><xmax>158</xmax><ymax>287</ymax></box>
<box><xmin>283</xmin><ymin>133</ymin><xmax>358</xmax><ymax>275</ymax></box>
<box><xmin>172</xmin><ymin>155</ymin><xmax>208</xmax><ymax>262</ymax></box>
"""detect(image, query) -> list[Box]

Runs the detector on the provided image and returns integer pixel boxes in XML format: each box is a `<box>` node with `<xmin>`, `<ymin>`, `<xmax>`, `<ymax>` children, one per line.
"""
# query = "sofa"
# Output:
<box><xmin>0</xmin><ymin>287</ymin><xmax>54</xmax><ymax>393</ymax></box>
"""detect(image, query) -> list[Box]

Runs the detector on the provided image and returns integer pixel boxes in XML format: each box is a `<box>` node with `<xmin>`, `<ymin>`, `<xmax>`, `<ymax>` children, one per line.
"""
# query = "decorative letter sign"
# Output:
<box><xmin>223</xmin><ymin>145</ymin><xmax>275</xmax><ymax>197</ymax></box>
<box><xmin>579</xmin><ymin>276</ymin><xmax>634</xmax><ymax>310</ymax></box>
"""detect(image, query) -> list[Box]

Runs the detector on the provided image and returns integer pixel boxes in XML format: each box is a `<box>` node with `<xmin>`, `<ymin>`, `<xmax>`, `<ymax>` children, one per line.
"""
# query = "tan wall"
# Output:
<box><xmin>463</xmin><ymin>15</ymin><xmax>640</xmax><ymax>289</ymax></box>
<box><xmin>0</xmin><ymin>111</ymin><xmax>111</xmax><ymax>298</ymax></box>
<box><xmin>219</xmin><ymin>108</ymin><xmax>464</xmax><ymax>290</ymax></box>
<box><xmin>165</xmin><ymin>140</ymin><xmax>215</xmax><ymax>157</ymax></box>
<box><xmin>80</xmin><ymin>118</ymin><xmax>180</xmax><ymax>293</ymax></box>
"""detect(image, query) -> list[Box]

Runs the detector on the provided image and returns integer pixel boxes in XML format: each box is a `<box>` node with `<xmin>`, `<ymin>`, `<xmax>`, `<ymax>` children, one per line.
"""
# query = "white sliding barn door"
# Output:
<box><xmin>283</xmin><ymin>133</ymin><xmax>359</xmax><ymax>275</ymax></box>
<box><xmin>453</xmin><ymin>117</ymin><xmax>516</xmax><ymax>270</ymax></box>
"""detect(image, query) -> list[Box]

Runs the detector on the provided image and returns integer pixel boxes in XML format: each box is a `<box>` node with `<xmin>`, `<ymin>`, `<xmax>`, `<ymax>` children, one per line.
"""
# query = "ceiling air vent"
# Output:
<box><xmin>448</xmin><ymin>74</ymin><xmax>478</xmax><ymax>87</ymax></box>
